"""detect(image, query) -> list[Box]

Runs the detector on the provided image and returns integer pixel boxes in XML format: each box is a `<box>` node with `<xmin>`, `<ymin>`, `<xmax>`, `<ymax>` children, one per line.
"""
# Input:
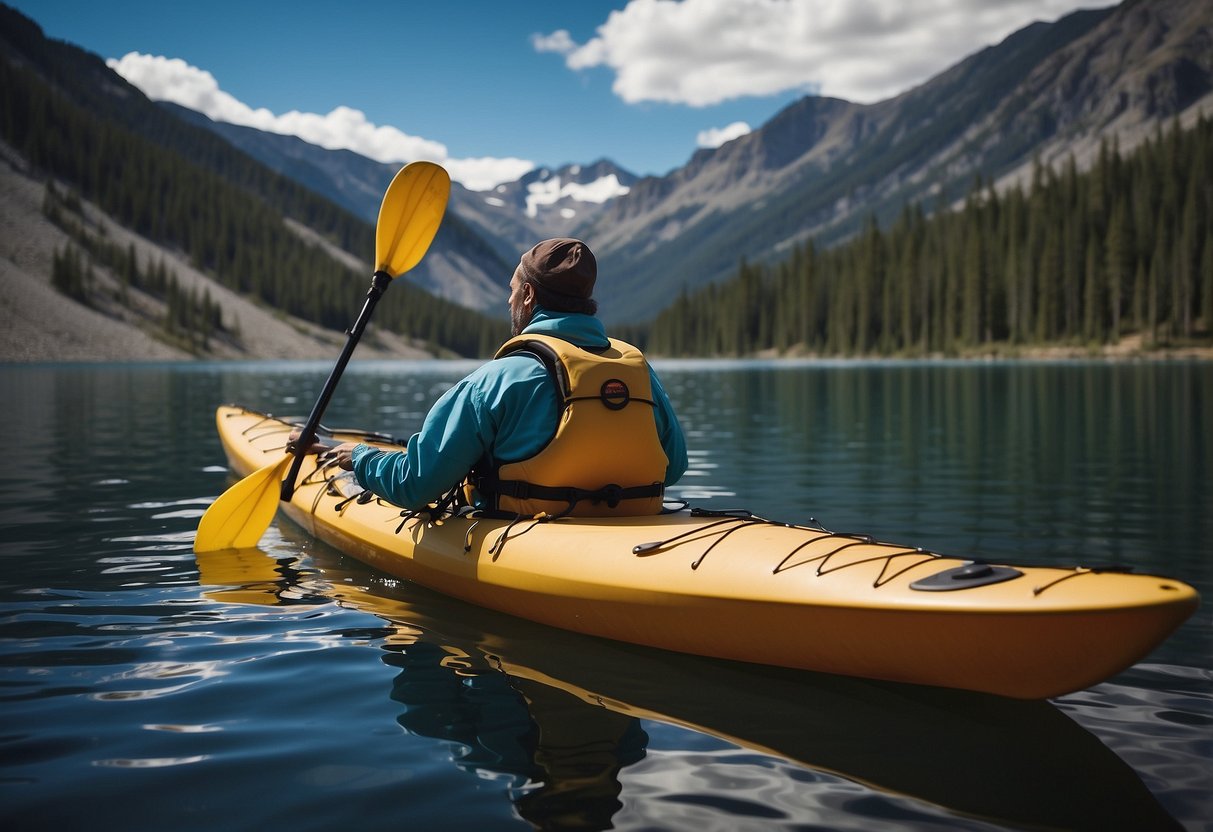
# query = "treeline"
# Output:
<box><xmin>634</xmin><ymin>116</ymin><xmax>1213</xmax><ymax>356</ymax></box>
<box><xmin>51</xmin><ymin>242</ymin><xmax>228</xmax><ymax>352</ymax></box>
<box><xmin>45</xmin><ymin>183</ymin><xmax>233</xmax><ymax>352</ymax></box>
<box><xmin>0</xmin><ymin>30</ymin><xmax>507</xmax><ymax>357</ymax></box>
<box><xmin>49</xmin><ymin>243</ymin><xmax>94</xmax><ymax>304</ymax></box>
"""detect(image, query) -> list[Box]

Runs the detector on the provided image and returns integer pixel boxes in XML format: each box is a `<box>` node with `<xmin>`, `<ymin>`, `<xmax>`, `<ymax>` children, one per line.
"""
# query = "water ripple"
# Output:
<box><xmin>1</xmin><ymin>362</ymin><xmax>1208</xmax><ymax>832</ymax></box>
<box><xmin>92</xmin><ymin>755</ymin><xmax>209</xmax><ymax>768</ymax></box>
<box><xmin>1057</xmin><ymin>668</ymin><xmax>1213</xmax><ymax>827</ymax></box>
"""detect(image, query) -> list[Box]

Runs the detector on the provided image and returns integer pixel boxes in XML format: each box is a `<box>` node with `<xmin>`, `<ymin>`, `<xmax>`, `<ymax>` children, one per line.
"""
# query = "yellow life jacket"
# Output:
<box><xmin>471</xmin><ymin>334</ymin><xmax>668</xmax><ymax>517</ymax></box>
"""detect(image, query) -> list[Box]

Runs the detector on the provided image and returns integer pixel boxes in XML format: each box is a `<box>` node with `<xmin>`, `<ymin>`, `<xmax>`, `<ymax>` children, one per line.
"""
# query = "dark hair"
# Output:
<box><xmin>527</xmin><ymin>278</ymin><xmax>598</xmax><ymax>316</ymax></box>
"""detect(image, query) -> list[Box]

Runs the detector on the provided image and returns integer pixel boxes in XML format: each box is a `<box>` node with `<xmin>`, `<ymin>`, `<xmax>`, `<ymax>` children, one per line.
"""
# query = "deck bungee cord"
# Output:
<box><xmin>634</xmin><ymin>508</ymin><xmax>947</xmax><ymax>585</ymax></box>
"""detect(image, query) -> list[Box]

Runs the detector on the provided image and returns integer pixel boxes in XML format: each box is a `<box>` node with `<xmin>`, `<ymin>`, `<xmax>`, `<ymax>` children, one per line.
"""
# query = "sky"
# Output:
<box><xmin>12</xmin><ymin>0</ymin><xmax>1101</xmax><ymax>191</ymax></box>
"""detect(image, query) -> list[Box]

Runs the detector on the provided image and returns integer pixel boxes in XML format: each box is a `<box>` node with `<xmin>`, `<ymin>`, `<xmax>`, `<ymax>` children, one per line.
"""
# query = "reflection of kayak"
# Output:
<box><xmin>213</xmin><ymin>405</ymin><xmax>1199</xmax><ymax>699</ymax></box>
<box><xmin>194</xmin><ymin>542</ymin><xmax>1183</xmax><ymax>831</ymax></box>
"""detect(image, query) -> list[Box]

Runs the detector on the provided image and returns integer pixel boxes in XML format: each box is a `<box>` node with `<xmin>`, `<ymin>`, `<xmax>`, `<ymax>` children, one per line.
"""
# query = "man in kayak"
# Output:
<box><xmin>298</xmin><ymin>238</ymin><xmax>687</xmax><ymax>517</ymax></box>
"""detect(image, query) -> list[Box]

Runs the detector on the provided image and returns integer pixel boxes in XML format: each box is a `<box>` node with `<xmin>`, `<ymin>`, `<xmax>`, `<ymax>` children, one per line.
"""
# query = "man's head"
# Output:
<box><xmin>509</xmin><ymin>238</ymin><xmax>598</xmax><ymax>335</ymax></box>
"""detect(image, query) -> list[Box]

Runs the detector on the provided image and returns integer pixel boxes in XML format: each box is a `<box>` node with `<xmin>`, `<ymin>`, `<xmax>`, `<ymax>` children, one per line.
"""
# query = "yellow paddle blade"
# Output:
<box><xmin>193</xmin><ymin>456</ymin><xmax>291</xmax><ymax>552</ymax></box>
<box><xmin>375</xmin><ymin>160</ymin><xmax>450</xmax><ymax>277</ymax></box>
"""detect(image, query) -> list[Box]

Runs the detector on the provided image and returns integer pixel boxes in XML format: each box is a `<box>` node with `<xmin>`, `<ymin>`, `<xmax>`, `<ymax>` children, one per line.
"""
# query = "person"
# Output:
<box><xmin>299</xmin><ymin>238</ymin><xmax>687</xmax><ymax>518</ymax></box>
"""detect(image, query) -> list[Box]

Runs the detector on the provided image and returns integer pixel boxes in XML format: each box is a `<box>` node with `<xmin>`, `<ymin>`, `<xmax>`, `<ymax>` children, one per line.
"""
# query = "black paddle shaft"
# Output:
<box><xmin>280</xmin><ymin>270</ymin><xmax>393</xmax><ymax>501</ymax></box>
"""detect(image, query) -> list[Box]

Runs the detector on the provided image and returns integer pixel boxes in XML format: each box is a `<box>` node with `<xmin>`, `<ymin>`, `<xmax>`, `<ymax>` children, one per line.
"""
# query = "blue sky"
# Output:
<box><xmin>11</xmin><ymin>0</ymin><xmax>1098</xmax><ymax>189</ymax></box>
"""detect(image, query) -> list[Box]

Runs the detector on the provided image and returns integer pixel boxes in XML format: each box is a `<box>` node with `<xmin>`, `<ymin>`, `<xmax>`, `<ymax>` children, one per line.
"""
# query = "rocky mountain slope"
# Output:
<box><xmin>578</xmin><ymin>0</ymin><xmax>1212</xmax><ymax>320</ymax></box>
<box><xmin>166</xmin><ymin>106</ymin><xmax>636</xmax><ymax>308</ymax></box>
<box><xmin>0</xmin><ymin>3</ymin><xmax>508</xmax><ymax>361</ymax></box>
<box><xmin>0</xmin><ymin>141</ymin><xmax>431</xmax><ymax>362</ymax></box>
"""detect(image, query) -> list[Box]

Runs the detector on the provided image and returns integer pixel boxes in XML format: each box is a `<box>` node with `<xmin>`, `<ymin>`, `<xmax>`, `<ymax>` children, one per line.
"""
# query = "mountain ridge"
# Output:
<box><xmin>167</xmin><ymin>105</ymin><xmax>638</xmax><ymax>309</ymax></box>
<box><xmin>0</xmin><ymin>3</ymin><xmax>509</xmax><ymax>361</ymax></box>
<box><xmin>578</xmin><ymin>0</ymin><xmax>1211</xmax><ymax>321</ymax></box>
<box><xmin>2</xmin><ymin>0</ymin><xmax>1210</xmax><ymax>357</ymax></box>
<box><xmin>129</xmin><ymin>0</ymin><xmax>1211</xmax><ymax>325</ymax></box>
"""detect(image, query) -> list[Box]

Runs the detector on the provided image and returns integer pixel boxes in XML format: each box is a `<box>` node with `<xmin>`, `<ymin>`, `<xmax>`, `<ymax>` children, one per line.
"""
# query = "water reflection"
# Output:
<box><xmin>196</xmin><ymin>546</ymin><xmax>329</xmax><ymax>607</ymax></box>
<box><xmin>386</xmin><ymin>643</ymin><xmax>648</xmax><ymax>830</ymax></box>
<box><xmin>4</xmin><ymin>361</ymin><xmax>1208</xmax><ymax>831</ymax></box>
<box><xmin>195</xmin><ymin>542</ymin><xmax>1182</xmax><ymax>831</ymax></box>
<box><xmin>665</xmin><ymin>363</ymin><xmax>1211</xmax><ymax>565</ymax></box>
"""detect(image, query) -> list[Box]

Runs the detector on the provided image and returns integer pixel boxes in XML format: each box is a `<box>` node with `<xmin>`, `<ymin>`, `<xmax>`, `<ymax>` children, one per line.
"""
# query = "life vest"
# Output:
<box><xmin>470</xmin><ymin>333</ymin><xmax>668</xmax><ymax>517</ymax></box>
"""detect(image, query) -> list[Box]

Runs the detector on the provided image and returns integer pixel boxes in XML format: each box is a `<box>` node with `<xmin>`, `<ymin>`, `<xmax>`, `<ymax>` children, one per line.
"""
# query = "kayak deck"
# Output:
<box><xmin>211</xmin><ymin>405</ymin><xmax>1200</xmax><ymax>699</ymax></box>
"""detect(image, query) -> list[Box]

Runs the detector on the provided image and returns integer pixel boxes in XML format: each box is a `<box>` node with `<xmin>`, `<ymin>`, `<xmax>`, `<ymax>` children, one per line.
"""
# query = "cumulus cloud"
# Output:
<box><xmin>107</xmin><ymin>52</ymin><xmax>532</xmax><ymax>191</ymax></box>
<box><xmin>445</xmin><ymin>156</ymin><xmax>536</xmax><ymax>193</ymax></box>
<box><xmin>536</xmin><ymin>0</ymin><xmax>1092</xmax><ymax>106</ymax></box>
<box><xmin>697</xmin><ymin>121</ymin><xmax>751</xmax><ymax>148</ymax></box>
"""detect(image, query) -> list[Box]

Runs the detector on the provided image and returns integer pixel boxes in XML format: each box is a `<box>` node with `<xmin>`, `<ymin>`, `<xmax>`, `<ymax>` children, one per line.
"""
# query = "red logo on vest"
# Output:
<box><xmin>600</xmin><ymin>379</ymin><xmax>630</xmax><ymax>410</ymax></box>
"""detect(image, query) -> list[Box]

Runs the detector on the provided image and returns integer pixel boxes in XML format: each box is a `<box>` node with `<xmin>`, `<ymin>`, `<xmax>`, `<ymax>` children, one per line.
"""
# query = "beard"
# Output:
<box><xmin>510</xmin><ymin>303</ymin><xmax>533</xmax><ymax>337</ymax></box>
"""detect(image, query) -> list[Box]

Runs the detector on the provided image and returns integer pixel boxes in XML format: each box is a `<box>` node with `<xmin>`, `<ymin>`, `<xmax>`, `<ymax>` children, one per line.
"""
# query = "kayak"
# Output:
<box><xmin>211</xmin><ymin>405</ymin><xmax>1199</xmax><ymax>699</ymax></box>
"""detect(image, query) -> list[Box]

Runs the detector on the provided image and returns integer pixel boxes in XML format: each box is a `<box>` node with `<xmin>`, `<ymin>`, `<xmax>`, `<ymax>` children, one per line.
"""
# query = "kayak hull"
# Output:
<box><xmin>212</xmin><ymin>406</ymin><xmax>1199</xmax><ymax>699</ymax></box>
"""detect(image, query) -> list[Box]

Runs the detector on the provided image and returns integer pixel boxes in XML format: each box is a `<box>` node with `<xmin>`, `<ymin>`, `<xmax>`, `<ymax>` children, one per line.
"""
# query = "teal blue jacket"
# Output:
<box><xmin>351</xmin><ymin>309</ymin><xmax>687</xmax><ymax>510</ymax></box>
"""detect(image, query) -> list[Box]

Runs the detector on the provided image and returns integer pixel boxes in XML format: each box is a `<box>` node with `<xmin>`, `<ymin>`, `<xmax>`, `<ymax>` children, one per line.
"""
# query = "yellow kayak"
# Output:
<box><xmin>212</xmin><ymin>405</ymin><xmax>1199</xmax><ymax>699</ymax></box>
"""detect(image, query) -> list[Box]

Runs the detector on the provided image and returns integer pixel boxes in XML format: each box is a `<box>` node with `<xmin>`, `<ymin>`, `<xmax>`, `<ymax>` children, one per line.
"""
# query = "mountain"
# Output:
<box><xmin>165</xmin><ymin>106</ymin><xmax>637</xmax><ymax>310</ymax></box>
<box><xmin>0</xmin><ymin>3</ymin><xmax>509</xmax><ymax>360</ymax></box>
<box><xmin>469</xmin><ymin>160</ymin><xmax>636</xmax><ymax>247</ymax></box>
<box><xmin>160</xmin><ymin>104</ymin><xmax>516</xmax><ymax>312</ymax></box>
<box><xmin>424</xmin><ymin>159</ymin><xmax>637</xmax><ymax>288</ymax></box>
<box><xmin>4</xmin><ymin>0</ymin><xmax>1209</xmax><ymax>345</ymax></box>
<box><xmin>0</xmin><ymin>147</ymin><xmax>433</xmax><ymax>362</ymax></box>
<box><xmin>576</xmin><ymin>0</ymin><xmax>1213</xmax><ymax>321</ymax></box>
<box><xmin>637</xmin><ymin>113</ymin><xmax>1213</xmax><ymax>357</ymax></box>
<box><xmin>146</xmin><ymin>0</ymin><xmax>1209</xmax><ymax>325</ymax></box>
<box><xmin>162</xmin><ymin>102</ymin><xmax>398</xmax><ymax>225</ymax></box>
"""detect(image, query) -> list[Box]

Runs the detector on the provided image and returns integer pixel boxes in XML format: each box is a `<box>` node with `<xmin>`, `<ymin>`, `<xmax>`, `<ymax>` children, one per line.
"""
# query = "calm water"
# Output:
<box><xmin>1</xmin><ymin>360</ymin><xmax>1210</xmax><ymax>831</ymax></box>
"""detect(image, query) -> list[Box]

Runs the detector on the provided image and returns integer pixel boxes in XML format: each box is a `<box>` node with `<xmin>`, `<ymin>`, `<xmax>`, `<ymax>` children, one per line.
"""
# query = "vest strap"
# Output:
<box><xmin>475</xmin><ymin>476</ymin><xmax>663</xmax><ymax>511</ymax></box>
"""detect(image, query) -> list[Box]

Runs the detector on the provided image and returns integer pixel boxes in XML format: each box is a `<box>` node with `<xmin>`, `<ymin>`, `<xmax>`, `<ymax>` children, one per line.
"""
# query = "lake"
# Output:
<box><xmin>1</xmin><ymin>360</ymin><xmax>1210</xmax><ymax>831</ymax></box>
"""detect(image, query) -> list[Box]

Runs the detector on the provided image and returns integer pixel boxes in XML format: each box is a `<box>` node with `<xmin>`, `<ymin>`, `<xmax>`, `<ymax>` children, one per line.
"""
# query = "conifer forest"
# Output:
<box><xmin>634</xmin><ymin>117</ymin><xmax>1212</xmax><ymax>357</ymax></box>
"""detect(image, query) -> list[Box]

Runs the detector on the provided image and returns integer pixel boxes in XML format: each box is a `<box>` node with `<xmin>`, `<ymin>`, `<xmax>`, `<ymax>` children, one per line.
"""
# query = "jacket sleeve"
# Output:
<box><xmin>350</xmin><ymin>376</ymin><xmax>493</xmax><ymax>510</ymax></box>
<box><xmin>649</xmin><ymin>367</ymin><xmax>688</xmax><ymax>486</ymax></box>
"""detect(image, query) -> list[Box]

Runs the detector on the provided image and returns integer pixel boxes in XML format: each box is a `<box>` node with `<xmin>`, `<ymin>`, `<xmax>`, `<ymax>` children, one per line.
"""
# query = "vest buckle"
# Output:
<box><xmin>599</xmin><ymin>484</ymin><xmax>623</xmax><ymax>508</ymax></box>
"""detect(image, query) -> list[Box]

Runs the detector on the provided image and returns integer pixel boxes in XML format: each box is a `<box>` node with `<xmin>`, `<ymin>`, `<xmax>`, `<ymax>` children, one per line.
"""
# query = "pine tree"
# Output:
<box><xmin>1104</xmin><ymin>200</ymin><xmax>1130</xmax><ymax>341</ymax></box>
<box><xmin>1083</xmin><ymin>234</ymin><xmax>1102</xmax><ymax>343</ymax></box>
<box><xmin>1201</xmin><ymin>228</ymin><xmax>1213</xmax><ymax>336</ymax></box>
<box><xmin>1176</xmin><ymin>180</ymin><xmax>1200</xmax><ymax>338</ymax></box>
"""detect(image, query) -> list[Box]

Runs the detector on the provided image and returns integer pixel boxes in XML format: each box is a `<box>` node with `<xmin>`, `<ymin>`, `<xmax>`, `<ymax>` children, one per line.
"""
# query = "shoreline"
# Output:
<box><xmin>4</xmin><ymin>344</ymin><xmax>1211</xmax><ymax>366</ymax></box>
<box><xmin>747</xmin><ymin>335</ymin><xmax>1213</xmax><ymax>363</ymax></box>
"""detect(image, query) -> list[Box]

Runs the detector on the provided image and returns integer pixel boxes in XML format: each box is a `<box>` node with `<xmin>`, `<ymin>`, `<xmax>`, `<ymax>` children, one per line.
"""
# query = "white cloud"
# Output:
<box><xmin>107</xmin><ymin>52</ymin><xmax>532</xmax><ymax>191</ymax></box>
<box><xmin>537</xmin><ymin>0</ymin><xmax>1093</xmax><ymax>106</ymax></box>
<box><xmin>445</xmin><ymin>156</ymin><xmax>537</xmax><ymax>193</ymax></box>
<box><xmin>697</xmin><ymin>121</ymin><xmax>751</xmax><ymax>148</ymax></box>
<box><xmin>530</xmin><ymin>29</ymin><xmax>578</xmax><ymax>56</ymax></box>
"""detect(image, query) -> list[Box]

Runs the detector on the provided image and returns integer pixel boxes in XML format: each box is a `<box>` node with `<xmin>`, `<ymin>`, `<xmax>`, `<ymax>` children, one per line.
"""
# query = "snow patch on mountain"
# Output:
<box><xmin>524</xmin><ymin>173</ymin><xmax>632</xmax><ymax>218</ymax></box>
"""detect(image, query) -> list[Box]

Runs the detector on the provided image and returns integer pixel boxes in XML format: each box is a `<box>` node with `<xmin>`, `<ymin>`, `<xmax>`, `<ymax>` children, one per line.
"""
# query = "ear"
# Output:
<box><xmin>520</xmin><ymin>280</ymin><xmax>536</xmax><ymax>307</ymax></box>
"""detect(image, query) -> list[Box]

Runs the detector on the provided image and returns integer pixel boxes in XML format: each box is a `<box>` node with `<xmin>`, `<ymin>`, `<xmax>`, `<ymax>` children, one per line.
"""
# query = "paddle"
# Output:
<box><xmin>194</xmin><ymin>161</ymin><xmax>450</xmax><ymax>553</ymax></box>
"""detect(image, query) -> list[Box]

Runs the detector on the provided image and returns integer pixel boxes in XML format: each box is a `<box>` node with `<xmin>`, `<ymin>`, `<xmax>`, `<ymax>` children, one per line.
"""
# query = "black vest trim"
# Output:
<box><xmin>474</xmin><ymin>475</ymin><xmax>663</xmax><ymax>511</ymax></box>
